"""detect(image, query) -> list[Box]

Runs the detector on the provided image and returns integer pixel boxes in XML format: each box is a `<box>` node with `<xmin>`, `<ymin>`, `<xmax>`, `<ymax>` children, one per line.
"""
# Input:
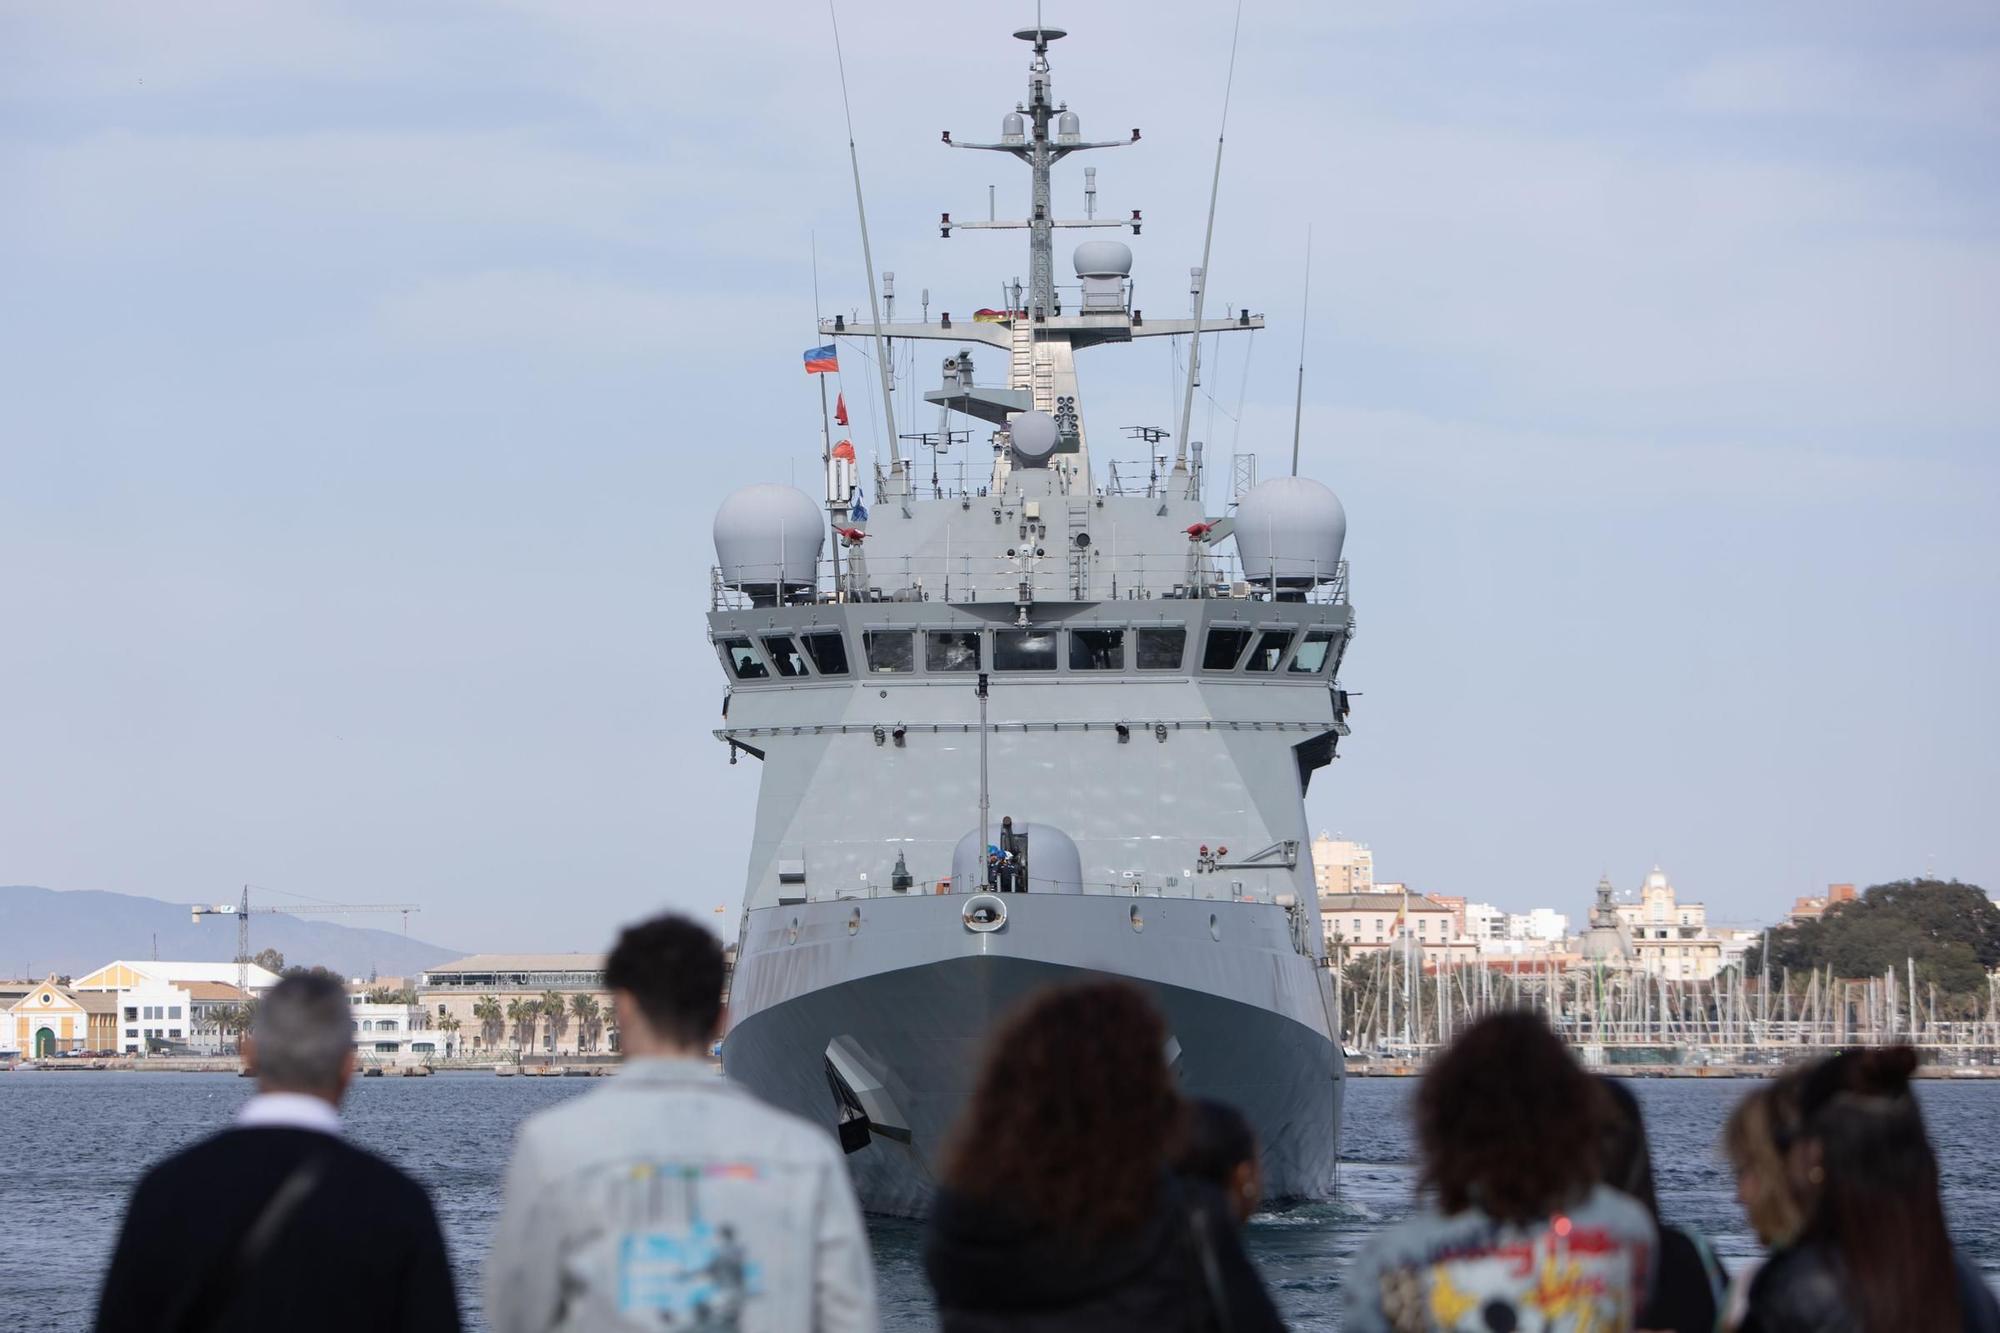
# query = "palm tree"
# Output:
<box><xmin>505</xmin><ymin>997</ymin><xmax>528</xmax><ymax>1053</ymax></box>
<box><xmin>570</xmin><ymin>993</ymin><xmax>601</xmax><ymax>1053</ymax></box>
<box><xmin>539</xmin><ymin>989</ymin><xmax>567</xmax><ymax>1053</ymax></box>
<box><xmin>437</xmin><ymin>1013</ymin><xmax>462</xmax><ymax>1058</ymax></box>
<box><xmin>472</xmin><ymin>995</ymin><xmax>502</xmax><ymax>1051</ymax></box>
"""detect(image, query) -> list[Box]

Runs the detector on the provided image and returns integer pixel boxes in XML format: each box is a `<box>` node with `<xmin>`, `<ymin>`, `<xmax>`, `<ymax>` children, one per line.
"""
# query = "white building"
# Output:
<box><xmin>1612</xmin><ymin>867</ymin><xmax>1725</xmax><ymax>981</ymax></box>
<box><xmin>72</xmin><ymin>961</ymin><xmax>280</xmax><ymax>1055</ymax></box>
<box><xmin>1310</xmin><ymin>834</ymin><xmax>1375</xmax><ymax>897</ymax></box>
<box><xmin>346</xmin><ymin>995</ymin><xmax>441</xmax><ymax>1064</ymax></box>
<box><xmin>1320</xmin><ymin>891</ymin><xmax>1480</xmax><ymax>964</ymax></box>
<box><xmin>1506</xmin><ymin>909</ymin><xmax>1571</xmax><ymax>944</ymax></box>
<box><xmin>1462</xmin><ymin>902</ymin><xmax>1509</xmax><ymax>945</ymax></box>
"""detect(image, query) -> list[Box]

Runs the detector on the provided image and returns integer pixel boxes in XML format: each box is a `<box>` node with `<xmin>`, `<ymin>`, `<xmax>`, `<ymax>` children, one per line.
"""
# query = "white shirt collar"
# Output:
<box><xmin>236</xmin><ymin>1091</ymin><xmax>343</xmax><ymax>1136</ymax></box>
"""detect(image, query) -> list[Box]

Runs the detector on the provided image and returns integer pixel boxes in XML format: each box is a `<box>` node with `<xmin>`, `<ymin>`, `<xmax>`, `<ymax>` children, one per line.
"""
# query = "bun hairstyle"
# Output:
<box><xmin>1795</xmin><ymin>1046</ymin><xmax>1958</xmax><ymax>1333</ymax></box>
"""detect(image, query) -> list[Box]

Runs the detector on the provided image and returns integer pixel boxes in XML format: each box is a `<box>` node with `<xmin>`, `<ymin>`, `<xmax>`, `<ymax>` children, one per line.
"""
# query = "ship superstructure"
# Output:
<box><xmin>713</xmin><ymin>23</ymin><xmax>1353</xmax><ymax>1216</ymax></box>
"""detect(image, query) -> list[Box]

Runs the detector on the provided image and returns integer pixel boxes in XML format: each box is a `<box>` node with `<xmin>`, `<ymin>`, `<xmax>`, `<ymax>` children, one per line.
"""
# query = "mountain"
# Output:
<box><xmin>0</xmin><ymin>885</ymin><xmax>461</xmax><ymax>982</ymax></box>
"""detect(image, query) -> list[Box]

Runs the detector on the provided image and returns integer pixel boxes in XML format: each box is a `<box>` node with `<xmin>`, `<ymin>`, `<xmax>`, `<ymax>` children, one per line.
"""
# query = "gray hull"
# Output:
<box><xmin>723</xmin><ymin>893</ymin><xmax>1343</xmax><ymax>1217</ymax></box>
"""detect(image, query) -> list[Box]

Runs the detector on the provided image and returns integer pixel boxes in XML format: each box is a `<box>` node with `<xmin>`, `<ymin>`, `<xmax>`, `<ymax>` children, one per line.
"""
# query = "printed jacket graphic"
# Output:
<box><xmin>486</xmin><ymin>1057</ymin><xmax>876</xmax><ymax>1333</ymax></box>
<box><xmin>1342</xmin><ymin>1183</ymin><xmax>1655</xmax><ymax>1333</ymax></box>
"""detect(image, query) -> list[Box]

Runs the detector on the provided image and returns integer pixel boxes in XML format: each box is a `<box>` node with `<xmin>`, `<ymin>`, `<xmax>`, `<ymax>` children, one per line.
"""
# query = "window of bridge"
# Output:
<box><xmin>1068</xmin><ymin>628</ymin><xmax>1125</xmax><ymax>670</ymax></box>
<box><xmin>1243</xmin><ymin>630</ymin><xmax>1294</xmax><ymax>672</ymax></box>
<box><xmin>925</xmin><ymin>630</ymin><xmax>980</xmax><ymax>673</ymax></box>
<box><xmin>1201</xmin><ymin>627</ymin><xmax>1254</xmax><ymax>671</ymax></box>
<box><xmin>801</xmin><ymin>632</ymin><xmax>851</xmax><ymax>676</ymax></box>
<box><xmin>762</xmin><ymin>635</ymin><xmax>809</xmax><ymax>678</ymax></box>
<box><xmin>994</xmin><ymin>629</ymin><xmax>1058</xmax><ymax>671</ymax></box>
<box><xmin>719</xmin><ymin>637</ymin><xmax>769</xmax><ymax>681</ymax></box>
<box><xmin>1135</xmin><ymin>627</ymin><xmax>1186</xmax><ymax>671</ymax></box>
<box><xmin>1289</xmin><ymin>628</ymin><xmax>1337</xmax><ymax>674</ymax></box>
<box><xmin>864</xmin><ymin>631</ymin><xmax>914</xmax><ymax>674</ymax></box>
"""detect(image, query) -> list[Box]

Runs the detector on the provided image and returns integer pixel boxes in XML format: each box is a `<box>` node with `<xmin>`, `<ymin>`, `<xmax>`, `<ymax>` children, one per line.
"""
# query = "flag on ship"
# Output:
<box><xmin>972</xmin><ymin>308</ymin><xmax>1011</xmax><ymax>324</ymax></box>
<box><xmin>804</xmin><ymin>344</ymin><xmax>839</xmax><ymax>374</ymax></box>
<box><xmin>851</xmin><ymin>488</ymin><xmax>869</xmax><ymax>522</ymax></box>
<box><xmin>835</xmin><ymin>392</ymin><xmax>849</xmax><ymax>425</ymax></box>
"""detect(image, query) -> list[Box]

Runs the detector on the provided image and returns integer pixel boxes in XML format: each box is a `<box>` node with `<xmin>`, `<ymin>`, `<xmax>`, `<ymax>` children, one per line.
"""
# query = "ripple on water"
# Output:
<box><xmin>4</xmin><ymin>1071</ymin><xmax>1998</xmax><ymax>1332</ymax></box>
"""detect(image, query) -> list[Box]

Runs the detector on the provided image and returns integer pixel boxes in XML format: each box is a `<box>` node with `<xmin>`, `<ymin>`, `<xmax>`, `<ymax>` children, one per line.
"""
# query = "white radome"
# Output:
<box><xmin>1009</xmin><ymin>410</ymin><xmax>1060</xmax><ymax>466</ymax></box>
<box><xmin>713</xmin><ymin>484</ymin><xmax>825</xmax><ymax>592</ymax></box>
<box><xmin>1072</xmin><ymin>239</ymin><xmax>1133</xmax><ymax>278</ymax></box>
<box><xmin>1233</xmin><ymin>475</ymin><xmax>1347</xmax><ymax>585</ymax></box>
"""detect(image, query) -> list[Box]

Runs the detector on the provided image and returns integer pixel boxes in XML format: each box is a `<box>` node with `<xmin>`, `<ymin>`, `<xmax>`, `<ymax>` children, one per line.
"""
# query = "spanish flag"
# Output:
<box><xmin>972</xmin><ymin>308</ymin><xmax>1011</xmax><ymax>324</ymax></box>
<box><xmin>803</xmin><ymin>344</ymin><xmax>838</xmax><ymax>374</ymax></box>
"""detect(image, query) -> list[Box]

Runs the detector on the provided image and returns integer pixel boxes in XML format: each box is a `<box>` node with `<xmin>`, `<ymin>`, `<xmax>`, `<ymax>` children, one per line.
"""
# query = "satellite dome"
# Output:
<box><xmin>1010</xmin><ymin>410</ymin><xmax>1060</xmax><ymax>467</ymax></box>
<box><xmin>1233</xmin><ymin>476</ymin><xmax>1347</xmax><ymax>587</ymax></box>
<box><xmin>1073</xmin><ymin>240</ymin><xmax>1133</xmax><ymax>279</ymax></box>
<box><xmin>951</xmin><ymin>821</ymin><xmax>1085</xmax><ymax>895</ymax></box>
<box><xmin>713</xmin><ymin>483</ymin><xmax>825</xmax><ymax>605</ymax></box>
<box><xmin>1057</xmin><ymin>109</ymin><xmax>1080</xmax><ymax>141</ymax></box>
<box><xmin>1002</xmin><ymin>111</ymin><xmax>1025</xmax><ymax>141</ymax></box>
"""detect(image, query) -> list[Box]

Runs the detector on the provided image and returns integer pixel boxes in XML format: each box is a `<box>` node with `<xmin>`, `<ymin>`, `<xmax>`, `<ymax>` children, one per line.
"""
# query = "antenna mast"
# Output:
<box><xmin>828</xmin><ymin>0</ymin><xmax>901</xmax><ymax>472</ymax></box>
<box><xmin>1174</xmin><ymin>0</ymin><xmax>1245</xmax><ymax>496</ymax></box>
<box><xmin>1292</xmin><ymin>224</ymin><xmax>1311</xmax><ymax>477</ymax></box>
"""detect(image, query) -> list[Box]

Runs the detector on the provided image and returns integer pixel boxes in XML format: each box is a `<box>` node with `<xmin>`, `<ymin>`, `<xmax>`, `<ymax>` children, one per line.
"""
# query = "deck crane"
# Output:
<box><xmin>190</xmin><ymin>885</ymin><xmax>422</xmax><ymax>996</ymax></box>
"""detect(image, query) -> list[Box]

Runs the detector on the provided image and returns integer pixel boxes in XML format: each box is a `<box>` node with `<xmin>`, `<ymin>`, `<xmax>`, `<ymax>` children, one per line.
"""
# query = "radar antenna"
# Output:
<box><xmin>1175</xmin><ymin>0</ymin><xmax>1245</xmax><ymax>497</ymax></box>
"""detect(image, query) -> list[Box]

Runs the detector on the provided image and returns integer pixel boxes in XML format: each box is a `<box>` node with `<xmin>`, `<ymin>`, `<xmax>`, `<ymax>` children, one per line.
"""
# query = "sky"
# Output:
<box><xmin>2</xmin><ymin>1</ymin><xmax>1995</xmax><ymax>953</ymax></box>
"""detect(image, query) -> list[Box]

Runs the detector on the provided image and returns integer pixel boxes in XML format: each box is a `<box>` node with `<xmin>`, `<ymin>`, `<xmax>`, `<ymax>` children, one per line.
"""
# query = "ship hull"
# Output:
<box><xmin>723</xmin><ymin>893</ymin><xmax>1343</xmax><ymax>1217</ymax></box>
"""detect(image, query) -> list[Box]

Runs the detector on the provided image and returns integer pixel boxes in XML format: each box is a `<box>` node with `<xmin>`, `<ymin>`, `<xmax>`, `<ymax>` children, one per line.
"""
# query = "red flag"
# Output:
<box><xmin>835</xmin><ymin>392</ymin><xmax>849</xmax><ymax>426</ymax></box>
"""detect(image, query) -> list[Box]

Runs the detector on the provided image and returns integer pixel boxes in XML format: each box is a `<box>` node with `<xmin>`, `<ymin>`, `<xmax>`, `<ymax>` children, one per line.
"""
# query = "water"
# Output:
<box><xmin>4</xmin><ymin>1071</ymin><xmax>1998</xmax><ymax>1332</ymax></box>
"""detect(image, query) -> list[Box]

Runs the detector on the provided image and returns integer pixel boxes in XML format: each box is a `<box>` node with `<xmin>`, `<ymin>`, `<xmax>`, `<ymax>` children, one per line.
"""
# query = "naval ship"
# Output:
<box><xmin>714</xmin><ymin>22</ymin><xmax>1353</xmax><ymax>1217</ymax></box>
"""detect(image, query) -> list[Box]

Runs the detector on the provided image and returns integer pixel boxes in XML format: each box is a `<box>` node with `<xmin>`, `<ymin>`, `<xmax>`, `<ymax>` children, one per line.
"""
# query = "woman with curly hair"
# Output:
<box><xmin>922</xmin><ymin>980</ymin><xmax>1285</xmax><ymax>1332</ymax></box>
<box><xmin>1738</xmin><ymin>1046</ymin><xmax>2000</xmax><ymax>1333</ymax></box>
<box><xmin>1343</xmin><ymin>1012</ymin><xmax>1654</xmax><ymax>1333</ymax></box>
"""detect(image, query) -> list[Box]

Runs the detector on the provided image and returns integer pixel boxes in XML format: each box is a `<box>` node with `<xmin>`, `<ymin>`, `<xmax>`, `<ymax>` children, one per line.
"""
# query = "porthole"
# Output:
<box><xmin>1209</xmin><ymin>913</ymin><xmax>1221</xmax><ymax>941</ymax></box>
<box><xmin>1130</xmin><ymin>904</ymin><xmax>1144</xmax><ymax>933</ymax></box>
<box><xmin>848</xmin><ymin>907</ymin><xmax>862</xmax><ymax>936</ymax></box>
<box><xmin>963</xmin><ymin>894</ymin><xmax>1007</xmax><ymax>933</ymax></box>
<box><xmin>786</xmin><ymin>917</ymin><xmax>800</xmax><ymax>946</ymax></box>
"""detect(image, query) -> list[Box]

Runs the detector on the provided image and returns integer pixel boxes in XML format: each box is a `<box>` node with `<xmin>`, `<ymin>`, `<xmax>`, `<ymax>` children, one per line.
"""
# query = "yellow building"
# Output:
<box><xmin>7</xmin><ymin>977</ymin><xmax>117</xmax><ymax>1056</ymax></box>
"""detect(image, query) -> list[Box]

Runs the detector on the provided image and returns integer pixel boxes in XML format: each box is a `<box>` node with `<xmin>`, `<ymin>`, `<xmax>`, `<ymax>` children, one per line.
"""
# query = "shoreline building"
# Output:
<box><xmin>1613</xmin><ymin>867</ymin><xmax>1724</xmax><ymax>981</ymax></box>
<box><xmin>7</xmin><ymin>977</ymin><xmax>117</xmax><ymax>1056</ymax></box>
<box><xmin>418</xmin><ymin>953</ymin><xmax>614</xmax><ymax>1057</ymax></box>
<box><xmin>1310</xmin><ymin>834</ymin><xmax>1375</xmax><ymax>896</ymax></box>
<box><xmin>71</xmin><ymin>961</ymin><xmax>280</xmax><ymax>1055</ymax></box>
<box><xmin>1320</xmin><ymin>890</ymin><xmax>1480</xmax><ymax>965</ymax></box>
<box><xmin>1789</xmin><ymin>883</ymin><xmax>1857</xmax><ymax>924</ymax></box>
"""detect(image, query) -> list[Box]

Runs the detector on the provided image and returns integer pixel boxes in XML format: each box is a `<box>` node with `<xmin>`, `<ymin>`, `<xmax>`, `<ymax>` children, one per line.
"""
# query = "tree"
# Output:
<box><xmin>251</xmin><ymin>947</ymin><xmax>286</xmax><ymax>975</ymax></box>
<box><xmin>366</xmin><ymin>985</ymin><xmax>417</xmax><ymax>1005</ymax></box>
<box><xmin>437</xmin><ymin>1013</ymin><xmax>461</xmax><ymax>1057</ymax></box>
<box><xmin>1749</xmin><ymin>879</ymin><xmax>2000</xmax><ymax>1000</ymax></box>
<box><xmin>539</xmin><ymin>989</ymin><xmax>567</xmax><ymax>1053</ymax></box>
<box><xmin>570</xmin><ymin>994</ymin><xmax>601</xmax><ymax>1053</ymax></box>
<box><xmin>473</xmin><ymin>995</ymin><xmax>503</xmax><ymax>1051</ymax></box>
<box><xmin>505</xmin><ymin>997</ymin><xmax>528</xmax><ymax>1053</ymax></box>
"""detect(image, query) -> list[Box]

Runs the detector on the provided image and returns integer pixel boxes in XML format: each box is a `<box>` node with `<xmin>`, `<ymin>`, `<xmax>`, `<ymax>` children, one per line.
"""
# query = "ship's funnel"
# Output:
<box><xmin>952</xmin><ymin>821</ymin><xmax>1085</xmax><ymax>895</ymax></box>
<box><xmin>713</xmin><ymin>483</ymin><xmax>825</xmax><ymax>606</ymax></box>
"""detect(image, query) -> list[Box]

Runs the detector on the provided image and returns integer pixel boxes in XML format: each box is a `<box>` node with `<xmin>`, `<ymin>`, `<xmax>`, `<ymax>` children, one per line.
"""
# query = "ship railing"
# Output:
<box><xmin>709</xmin><ymin>555</ymin><xmax>1348</xmax><ymax>611</ymax></box>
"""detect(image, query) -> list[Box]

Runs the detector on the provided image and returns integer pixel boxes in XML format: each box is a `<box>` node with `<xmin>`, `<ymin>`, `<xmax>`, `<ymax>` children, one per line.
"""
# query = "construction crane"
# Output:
<box><xmin>190</xmin><ymin>885</ymin><xmax>422</xmax><ymax>996</ymax></box>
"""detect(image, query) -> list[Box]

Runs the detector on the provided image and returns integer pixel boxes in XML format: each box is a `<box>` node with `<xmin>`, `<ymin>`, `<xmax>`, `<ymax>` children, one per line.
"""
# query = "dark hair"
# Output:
<box><xmin>939</xmin><ymin>981</ymin><xmax>1182</xmax><ymax>1243</ymax></box>
<box><xmin>250</xmin><ymin>971</ymin><xmax>354</xmax><ymax>1093</ymax></box>
<box><xmin>1796</xmin><ymin>1047</ymin><xmax>1958</xmax><ymax>1333</ymax></box>
<box><xmin>1416</xmin><ymin>1011</ymin><xmax>1602</xmax><ymax>1224</ymax></box>
<box><xmin>1595</xmin><ymin>1076</ymin><xmax>1659</xmax><ymax>1219</ymax></box>
<box><xmin>1177</xmin><ymin>1097</ymin><xmax>1258</xmax><ymax>1192</ymax></box>
<box><xmin>603</xmin><ymin>913</ymin><xmax>726</xmax><ymax>1048</ymax></box>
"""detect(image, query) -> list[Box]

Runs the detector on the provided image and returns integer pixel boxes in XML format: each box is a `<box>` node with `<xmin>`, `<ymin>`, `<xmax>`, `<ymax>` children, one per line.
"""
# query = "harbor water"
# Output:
<box><xmin>4</xmin><ymin>1071</ymin><xmax>1998</xmax><ymax>1331</ymax></box>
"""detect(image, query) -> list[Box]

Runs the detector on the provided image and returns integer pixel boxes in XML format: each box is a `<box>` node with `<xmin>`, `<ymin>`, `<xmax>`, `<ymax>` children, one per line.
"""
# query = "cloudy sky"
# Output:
<box><xmin>3</xmin><ymin>1</ymin><xmax>1994</xmax><ymax>954</ymax></box>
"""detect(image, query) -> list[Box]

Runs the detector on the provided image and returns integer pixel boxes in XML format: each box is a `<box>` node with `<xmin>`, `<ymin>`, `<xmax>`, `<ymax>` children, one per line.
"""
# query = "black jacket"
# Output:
<box><xmin>95</xmin><ymin>1127</ymin><xmax>461</xmax><ymax>1333</ymax></box>
<box><xmin>1639</xmin><ymin>1224</ymin><xmax>1723</xmax><ymax>1333</ymax></box>
<box><xmin>924</xmin><ymin>1175</ymin><xmax>1286</xmax><ymax>1333</ymax></box>
<box><xmin>1741</xmin><ymin>1240</ymin><xmax>2000</xmax><ymax>1333</ymax></box>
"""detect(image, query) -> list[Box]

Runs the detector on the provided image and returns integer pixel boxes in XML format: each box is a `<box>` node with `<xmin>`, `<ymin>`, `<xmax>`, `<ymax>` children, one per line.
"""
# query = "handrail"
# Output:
<box><xmin>709</xmin><ymin>555</ymin><xmax>1349</xmax><ymax>610</ymax></box>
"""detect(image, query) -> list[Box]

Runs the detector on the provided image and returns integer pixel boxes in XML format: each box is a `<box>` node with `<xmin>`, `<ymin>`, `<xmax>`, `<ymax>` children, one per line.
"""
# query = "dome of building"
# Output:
<box><xmin>1578</xmin><ymin>874</ymin><xmax>1634</xmax><ymax>962</ymax></box>
<box><xmin>712</xmin><ymin>483</ymin><xmax>824</xmax><ymax>605</ymax></box>
<box><xmin>1233</xmin><ymin>475</ymin><xmax>1347</xmax><ymax>587</ymax></box>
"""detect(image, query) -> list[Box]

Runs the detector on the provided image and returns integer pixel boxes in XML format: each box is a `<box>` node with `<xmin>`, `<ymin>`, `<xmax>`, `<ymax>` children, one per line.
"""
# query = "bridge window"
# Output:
<box><xmin>801</xmin><ymin>632</ymin><xmax>850</xmax><ymax>676</ymax></box>
<box><xmin>925</xmin><ymin>630</ymin><xmax>980</xmax><ymax>673</ymax></box>
<box><xmin>1135</xmin><ymin>627</ymin><xmax>1186</xmax><ymax>671</ymax></box>
<box><xmin>761</xmin><ymin>636</ymin><xmax>808</xmax><ymax>678</ymax></box>
<box><xmin>1069</xmin><ymin>628</ymin><xmax>1124</xmax><ymax>670</ymax></box>
<box><xmin>1289</xmin><ymin>628</ymin><xmax>1337</xmax><ymax>674</ymax></box>
<box><xmin>864</xmin><ymin>631</ymin><xmax>914</xmax><ymax>673</ymax></box>
<box><xmin>1201</xmin><ymin>627</ymin><xmax>1254</xmax><ymax>671</ymax></box>
<box><xmin>1243</xmin><ymin>630</ymin><xmax>1294</xmax><ymax>672</ymax></box>
<box><xmin>994</xmin><ymin>629</ymin><xmax>1058</xmax><ymax>671</ymax></box>
<box><xmin>718</xmin><ymin>637</ymin><xmax>768</xmax><ymax>680</ymax></box>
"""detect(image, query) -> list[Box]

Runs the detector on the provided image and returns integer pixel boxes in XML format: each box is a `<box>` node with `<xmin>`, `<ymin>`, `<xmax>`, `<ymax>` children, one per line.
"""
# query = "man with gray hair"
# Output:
<box><xmin>95</xmin><ymin>971</ymin><xmax>461</xmax><ymax>1332</ymax></box>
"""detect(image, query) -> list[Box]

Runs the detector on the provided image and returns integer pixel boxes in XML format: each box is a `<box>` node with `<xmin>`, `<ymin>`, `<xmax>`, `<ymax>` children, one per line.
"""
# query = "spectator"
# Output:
<box><xmin>1718</xmin><ymin>1074</ymin><xmax>1810</xmax><ymax>1330</ymax></box>
<box><xmin>1738</xmin><ymin>1047</ymin><xmax>2000</xmax><ymax>1333</ymax></box>
<box><xmin>95</xmin><ymin>972</ymin><xmax>460</xmax><ymax>1333</ymax></box>
<box><xmin>924</xmin><ymin>981</ymin><xmax>1285</xmax><ymax>1331</ymax></box>
<box><xmin>1343</xmin><ymin>1012</ymin><xmax>1654</xmax><ymax>1333</ymax></box>
<box><xmin>1177</xmin><ymin>1097</ymin><xmax>1264</xmax><ymax>1227</ymax></box>
<box><xmin>487</xmin><ymin>913</ymin><xmax>875</xmax><ymax>1333</ymax></box>
<box><xmin>1597</xmin><ymin>1077</ymin><xmax>1724</xmax><ymax>1333</ymax></box>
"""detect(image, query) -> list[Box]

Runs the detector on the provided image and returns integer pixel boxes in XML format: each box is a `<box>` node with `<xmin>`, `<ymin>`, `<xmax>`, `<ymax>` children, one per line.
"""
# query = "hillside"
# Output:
<box><xmin>0</xmin><ymin>885</ymin><xmax>461</xmax><ymax>981</ymax></box>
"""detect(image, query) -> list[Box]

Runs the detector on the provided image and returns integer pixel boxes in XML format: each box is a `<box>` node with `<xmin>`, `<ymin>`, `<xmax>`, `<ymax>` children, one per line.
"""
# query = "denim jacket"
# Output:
<box><xmin>486</xmin><ymin>1058</ymin><xmax>877</xmax><ymax>1333</ymax></box>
